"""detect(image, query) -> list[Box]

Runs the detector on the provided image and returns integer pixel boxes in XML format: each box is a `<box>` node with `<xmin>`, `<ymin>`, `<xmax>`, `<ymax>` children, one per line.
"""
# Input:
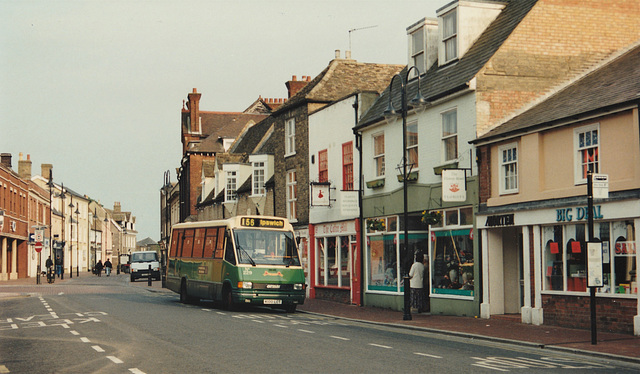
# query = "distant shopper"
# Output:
<box><xmin>95</xmin><ymin>260</ymin><xmax>103</xmax><ymax>277</ymax></box>
<box><xmin>104</xmin><ymin>259</ymin><xmax>112</xmax><ymax>277</ymax></box>
<box><xmin>55</xmin><ymin>256</ymin><xmax>62</xmax><ymax>278</ymax></box>
<box><xmin>408</xmin><ymin>252</ymin><xmax>425</xmax><ymax>313</ymax></box>
<box><xmin>46</xmin><ymin>256</ymin><xmax>53</xmax><ymax>270</ymax></box>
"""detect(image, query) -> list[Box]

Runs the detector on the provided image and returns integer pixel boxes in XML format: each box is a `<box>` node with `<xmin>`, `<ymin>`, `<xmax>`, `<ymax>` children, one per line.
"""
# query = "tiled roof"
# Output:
<box><xmin>274</xmin><ymin>59</ymin><xmax>404</xmax><ymax>114</ymax></box>
<box><xmin>229</xmin><ymin>116</ymin><xmax>276</xmax><ymax>155</ymax></box>
<box><xmin>190</xmin><ymin>112</ymin><xmax>267</xmax><ymax>153</ymax></box>
<box><xmin>475</xmin><ymin>43</ymin><xmax>640</xmax><ymax>143</ymax></box>
<box><xmin>358</xmin><ymin>0</ymin><xmax>536</xmax><ymax>128</ymax></box>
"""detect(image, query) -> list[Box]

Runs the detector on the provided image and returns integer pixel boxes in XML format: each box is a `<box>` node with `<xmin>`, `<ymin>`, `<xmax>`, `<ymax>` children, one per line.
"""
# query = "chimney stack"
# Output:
<box><xmin>285</xmin><ymin>75</ymin><xmax>310</xmax><ymax>99</ymax></box>
<box><xmin>41</xmin><ymin>164</ymin><xmax>53</xmax><ymax>180</ymax></box>
<box><xmin>1</xmin><ymin>153</ymin><xmax>12</xmax><ymax>169</ymax></box>
<box><xmin>114</xmin><ymin>201</ymin><xmax>122</xmax><ymax>213</ymax></box>
<box><xmin>18</xmin><ymin>153</ymin><xmax>32</xmax><ymax>179</ymax></box>
<box><xmin>187</xmin><ymin>88</ymin><xmax>202</xmax><ymax>133</ymax></box>
<box><xmin>335</xmin><ymin>49</ymin><xmax>341</xmax><ymax>59</ymax></box>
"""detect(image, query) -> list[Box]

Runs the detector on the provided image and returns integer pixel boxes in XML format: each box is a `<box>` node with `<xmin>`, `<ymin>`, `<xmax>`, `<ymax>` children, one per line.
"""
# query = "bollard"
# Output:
<box><xmin>148</xmin><ymin>264</ymin><xmax>152</xmax><ymax>286</ymax></box>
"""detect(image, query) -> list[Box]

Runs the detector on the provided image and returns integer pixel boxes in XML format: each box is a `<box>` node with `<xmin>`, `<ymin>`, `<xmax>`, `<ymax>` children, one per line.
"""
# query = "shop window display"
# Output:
<box><xmin>366</xmin><ymin>215</ymin><xmax>428</xmax><ymax>293</ymax></box>
<box><xmin>542</xmin><ymin>221</ymin><xmax>636</xmax><ymax>295</ymax></box>
<box><xmin>431</xmin><ymin>229</ymin><xmax>474</xmax><ymax>297</ymax></box>
<box><xmin>316</xmin><ymin>235</ymin><xmax>352</xmax><ymax>288</ymax></box>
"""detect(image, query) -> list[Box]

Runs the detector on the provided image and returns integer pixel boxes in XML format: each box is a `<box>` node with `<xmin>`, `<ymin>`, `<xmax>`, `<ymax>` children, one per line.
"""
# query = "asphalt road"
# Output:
<box><xmin>1</xmin><ymin>274</ymin><xmax>639</xmax><ymax>373</ymax></box>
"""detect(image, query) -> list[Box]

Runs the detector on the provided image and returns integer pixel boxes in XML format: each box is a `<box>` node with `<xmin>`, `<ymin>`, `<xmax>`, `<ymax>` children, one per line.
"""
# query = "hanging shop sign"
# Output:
<box><xmin>310</xmin><ymin>182</ymin><xmax>331</xmax><ymax>207</ymax></box>
<box><xmin>442</xmin><ymin>169</ymin><xmax>466</xmax><ymax>202</ymax></box>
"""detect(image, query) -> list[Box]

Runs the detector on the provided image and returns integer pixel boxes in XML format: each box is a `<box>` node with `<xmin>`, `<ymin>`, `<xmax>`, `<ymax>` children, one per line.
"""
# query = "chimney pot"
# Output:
<box><xmin>335</xmin><ymin>49</ymin><xmax>341</xmax><ymax>59</ymax></box>
<box><xmin>292</xmin><ymin>75</ymin><xmax>297</xmax><ymax>81</ymax></box>
<box><xmin>345</xmin><ymin>50</ymin><xmax>351</xmax><ymax>59</ymax></box>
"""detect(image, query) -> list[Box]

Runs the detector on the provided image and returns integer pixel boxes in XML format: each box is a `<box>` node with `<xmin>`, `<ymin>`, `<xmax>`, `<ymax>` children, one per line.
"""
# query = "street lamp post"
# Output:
<box><xmin>68</xmin><ymin>196</ymin><xmax>74</xmax><ymax>279</ymax></box>
<box><xmin>59</xmin><ymin>184</ymin><xmax>66</xmax><ymax>280</ymax></box>
<box><xmin>162</xmin><ymin>170</ymin><xmax>171</xmax><ymax>287</ymax></box>
<box><xmin>383</xmin><ymin>66</ymin><xmax>426</xmax><ymax>321</ymax></box>
<box><xmin>93</xmin><ymin>208</ymin><xmax>97</xmax><ymax>272</ymax></box>
<box><xmin>75</xmin><ymin>205</ymin><xmax>80</xmax><ymax>277</ymax></box>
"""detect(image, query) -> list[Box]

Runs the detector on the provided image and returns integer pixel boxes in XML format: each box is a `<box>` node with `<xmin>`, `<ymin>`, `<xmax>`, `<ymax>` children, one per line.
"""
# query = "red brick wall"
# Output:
<box><xmin>542</xmin><ymin>294</ymin><xmax>636</xmax><ymax>334</ymax></box>
<box><xmin>478</xmin><ymin>147</ymin><xmax>491</xmax><ymax>204</ymax></box>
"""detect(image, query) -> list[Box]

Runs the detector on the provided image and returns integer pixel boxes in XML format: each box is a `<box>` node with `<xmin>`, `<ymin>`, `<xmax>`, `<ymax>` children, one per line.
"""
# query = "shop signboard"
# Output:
<box><xmin>442</xmin><ymin>169</ymin><xmax>466</xmax><ymax>202</ymax></box>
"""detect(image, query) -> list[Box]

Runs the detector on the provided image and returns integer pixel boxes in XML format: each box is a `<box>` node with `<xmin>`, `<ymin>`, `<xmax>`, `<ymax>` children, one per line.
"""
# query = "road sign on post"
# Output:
<box><xmin>592</xmin><ymin>173</ymin><xmax>609</xmax><ymax>199</ymax></box>
<box><xmin>35</xmin><ymin>242</ymin><xmax>43</xmax><ymax>253</ymax></box>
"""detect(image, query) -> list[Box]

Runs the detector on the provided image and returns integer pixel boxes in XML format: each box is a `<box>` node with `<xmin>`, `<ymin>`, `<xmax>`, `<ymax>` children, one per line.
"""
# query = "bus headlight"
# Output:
<box><xmin>238</xmin><ymin>281</ymin><xmax>253</xmax><ymax>289</ymax></box>
<box><xmin>294</xmin><ymin>283</ymin><xmax>303</xmax><ymax>290</ymax></box>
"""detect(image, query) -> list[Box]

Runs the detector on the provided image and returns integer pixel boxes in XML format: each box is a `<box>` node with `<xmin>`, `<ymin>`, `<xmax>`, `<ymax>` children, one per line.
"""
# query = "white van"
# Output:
<box><xmin>129</xmin><ymin>251</ymin><xmax>161</xmax><ymax>282</ymax></box>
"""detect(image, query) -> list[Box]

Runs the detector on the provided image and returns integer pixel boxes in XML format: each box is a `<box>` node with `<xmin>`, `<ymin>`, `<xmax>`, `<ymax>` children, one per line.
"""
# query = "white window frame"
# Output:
<box><xmin>286</xmin><ymin>170</ymin><xmax>297</xmax><ymax>222</ymax></box>
<box><xmin>225</xmin><ymin>171</ymin><xmax>237</xmax><ymax>202</ymax></box>
<box><xmin>574</xmin><ymin>123</ymin><xmax>600</xmax><ymax>185</ymax></box>
<box><xmin>498</xmin><ymin>142</ymin><xmax>519</xmax><ymax>195</ymax></box>
<box><xmin>441</xmin><ymin>109</ymin><xmax>458</xmax><ymax>163</ymax></box>
<box><xmin>406</xmin><ymin>120</ymin><xmax>419</xmax><ymax>170</ymax></box>
<box><xmin>252</xmin><ymin>161</ymin><xmax>265</xmax><ymax>196</ymax></box>
<box><xmin>442</xmin><ymin>9</ymin><xmax>458</xmax><ymax>62</ymax></box>
<box><xmin>410</xmin><ymin>26</ymin><xmax>425</xmax><ymax>75</ymax></box>
<box><xmin>285</xmin><ymin>118</ymin><xmax>296</xmax><ymax>156</ymax></box>
<box><xmin>373</xmin><ymin>132</ymin><xmax>385</xmax><ymax>178</ymax></box>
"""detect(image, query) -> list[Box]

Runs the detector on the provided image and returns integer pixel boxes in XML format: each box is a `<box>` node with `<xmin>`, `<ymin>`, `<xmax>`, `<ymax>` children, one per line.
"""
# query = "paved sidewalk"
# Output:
<box><xmin>298</xmin><ymin>298</ymin><xmax>640</xmax><ymax>363</ymax></box>
<box><xmin>3</xmin><ymin>276</ymin><xmax>639</xmax><ymax>363</ymax></box>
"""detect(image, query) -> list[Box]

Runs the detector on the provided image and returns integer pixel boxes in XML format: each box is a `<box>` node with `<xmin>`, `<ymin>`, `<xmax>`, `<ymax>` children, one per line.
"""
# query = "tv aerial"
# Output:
<box><xmin>348</xmin><ymin>25</ymin><xmax>378</xmax><ymax>54</ymax></box>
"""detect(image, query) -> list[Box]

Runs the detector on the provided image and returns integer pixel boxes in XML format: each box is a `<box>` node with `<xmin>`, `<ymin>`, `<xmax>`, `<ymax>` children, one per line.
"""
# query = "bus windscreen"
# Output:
<box><xmin>233</xmin><ymin>229</ymin><xmax>300</xmax><ymax>266</ymax></box>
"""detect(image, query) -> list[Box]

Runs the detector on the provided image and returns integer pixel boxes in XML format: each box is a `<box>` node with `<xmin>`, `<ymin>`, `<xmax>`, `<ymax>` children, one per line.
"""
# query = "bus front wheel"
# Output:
<box><xmin>222</xmin><ymin>287</ymin><xmax>235</xmax><ymax>311</ymax></box>
<box><xmin>284</xmin><ymin>304</ymin><xmax>297</xmax><ymax>313</ymax></box>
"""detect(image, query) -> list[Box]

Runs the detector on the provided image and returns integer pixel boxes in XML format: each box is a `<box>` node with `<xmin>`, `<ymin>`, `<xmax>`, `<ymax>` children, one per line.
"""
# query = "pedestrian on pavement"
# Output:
<box><xmin>95</xmin><ymin>260</ymin><xmax>103</xmax><ymax>277</ymax></box>
<box><xmin>104</xmin><ymin>258</ymin><xmax>112</xmax><ymax>276</ymax></box>
<box><xmin>408</xmin><ymin>252</ymin><xmax>425</xmax><ymax>313</ymax></box>
<box><xmin>55</xmin><ymin>256</ymin><xmax>62</xmax><ymax>278</ymax></box>
<box><xmin>45</xmin><ymin>256</ymin><xmax>53</xmax><ymax>274</ymax></box>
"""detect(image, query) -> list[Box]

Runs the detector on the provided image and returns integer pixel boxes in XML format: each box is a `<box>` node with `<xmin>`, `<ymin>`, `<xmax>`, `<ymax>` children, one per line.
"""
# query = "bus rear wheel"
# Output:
<box><xmin>284</xmin><ymin>304</ymin><xmax>297</xmax><ymax>313</ymax></box>
<box><xmin>180</xmin><ymin>280</ymin><xmax>197</xmax><ymax>304</ymax></box>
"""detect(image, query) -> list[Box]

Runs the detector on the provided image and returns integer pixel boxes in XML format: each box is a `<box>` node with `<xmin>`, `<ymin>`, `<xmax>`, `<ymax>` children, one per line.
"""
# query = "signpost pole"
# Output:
<box><xmin>587</xmin><ymin>171</ymin><xmax>597</xmax><ymax>345</ymax></box>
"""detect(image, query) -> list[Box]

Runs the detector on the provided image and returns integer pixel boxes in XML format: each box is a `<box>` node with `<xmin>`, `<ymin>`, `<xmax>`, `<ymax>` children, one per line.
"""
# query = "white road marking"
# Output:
<box><xmin>252</xmin><ymin>320</ymin><xmax>265</xmax><ymax>323</ymax></box>
<box><xmin>129</xmin><ymin>368</ymin><xmax>146</xmax><ymax>374</ymax></box>
<box><xmin>414</xmin><ymin>352</ymin><xmax>442</xmax><ymax>359</ymax></box>
<box><xmin>297</xmin><ymin>329</ymin><xmax>314</xmax><ymax>334</ymax></box>
<box><xmin>107</xmin><ymin>356</ymin><xmax>123</xmax><ymax>364</ymax></box>
<box><xmin>92</xmin><ymin>345</ymin><xmax>105</xmax><ymax>353</ymax></box>
<box><xmin>369</xmin><ymin>343</ymin><xmax>392</xmax><ymax>349</ymax></box>
<box><xmin>274</xmin><ymin>324</ymin><xmax>288</xmax><ymax>328</ymax></box>
<box><xmin>0</xmin><ymin>364</ymin><xmax>9</xmax><ymax>373</ymax></box>
<box><xmin>70</xmin><ymin>330</ymin><xmax>80</xmax><ymax>335</ymax></box>
<box><xmin>80</xmin><ymin>337</ymin><xmax>90</xmax><ymax>343</ymax></box>
<box><xmin>330</xmin><ymin>336</ymin><xmax>350</xmax><ymax>341</ymax></box>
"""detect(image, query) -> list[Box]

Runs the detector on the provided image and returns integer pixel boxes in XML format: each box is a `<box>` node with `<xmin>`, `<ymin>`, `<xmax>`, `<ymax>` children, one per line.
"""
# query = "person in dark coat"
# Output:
<box><xmin>104</xmin><ymin>259</ymin><xmax>112</xmax><ymax>276</ymax></box>
<box><xmin>95</xmin><ymin>260</ymin><xmax>103</xmax><ymax>277</ymax></box>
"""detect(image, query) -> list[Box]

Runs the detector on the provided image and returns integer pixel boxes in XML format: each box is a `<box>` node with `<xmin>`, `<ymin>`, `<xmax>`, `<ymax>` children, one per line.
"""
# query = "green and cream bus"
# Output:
<box><xmin>166</xmin><ymin>216</ymin><xmax>305</xmax><ymax>312</ymax></box>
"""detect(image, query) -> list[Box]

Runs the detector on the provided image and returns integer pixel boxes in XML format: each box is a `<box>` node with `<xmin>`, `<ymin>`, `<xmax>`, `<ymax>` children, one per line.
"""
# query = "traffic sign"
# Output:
<box><xmin>35</xmin><ymin>242</ymin><xmax>43</xmax><ymax>253</ymax></box>
<box><xmin>593</xmin><ymin>173</ymin><xmax>609</xmax><ymax>199</ymax></box>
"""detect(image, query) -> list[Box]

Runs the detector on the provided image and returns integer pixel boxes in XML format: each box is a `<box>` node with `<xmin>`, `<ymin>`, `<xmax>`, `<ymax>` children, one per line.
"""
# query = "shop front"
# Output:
<box><xmin>309</xmin><ymin>220</ymin><xmax>361</xmax><ymax>304</ymax></box>
<box><xmin>364</xmin><ymin>214</ymin><xmax>430</xmax><ymax>311</ymax></box>
<box><xmin>478</xmin><ymin>197</ymin><xmax>640</xmax><ymax>334</ymax></box>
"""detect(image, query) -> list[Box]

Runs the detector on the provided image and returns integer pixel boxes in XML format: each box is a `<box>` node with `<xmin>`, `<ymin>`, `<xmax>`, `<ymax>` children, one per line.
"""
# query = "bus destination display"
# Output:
<box><xmin>240</xmin><ymin>217</ymin><xmax>285</xmax><ymax>229</ymax></box>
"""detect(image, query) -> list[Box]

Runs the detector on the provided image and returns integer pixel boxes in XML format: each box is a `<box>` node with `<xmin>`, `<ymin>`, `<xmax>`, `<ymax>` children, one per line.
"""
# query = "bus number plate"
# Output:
<box><xmin>264</xmin><ymin>299</ymin><xmax>282</xmax><ymax>305</ymax></box>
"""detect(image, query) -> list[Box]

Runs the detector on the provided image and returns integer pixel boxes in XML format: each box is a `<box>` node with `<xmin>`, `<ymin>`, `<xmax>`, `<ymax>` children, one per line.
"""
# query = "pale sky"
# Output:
<box><xmin>1</xmin><ymin>0</ymin><xmax>450</xmax><ymax>241</ymax></box>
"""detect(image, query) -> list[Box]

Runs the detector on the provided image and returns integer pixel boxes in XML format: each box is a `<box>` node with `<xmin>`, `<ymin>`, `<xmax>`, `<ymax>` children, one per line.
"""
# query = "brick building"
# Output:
<box><xmin>0</xmin><ymin>153</ymin><xmax>32</xmax><ymax>280</ymax></box>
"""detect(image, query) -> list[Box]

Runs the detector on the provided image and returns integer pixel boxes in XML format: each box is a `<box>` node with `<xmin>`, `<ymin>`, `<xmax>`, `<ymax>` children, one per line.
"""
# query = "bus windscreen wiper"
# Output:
<box><xmin>238</xmin><ymin>246</ymin><xmax>256</xmax><ymax>266</ymax></box>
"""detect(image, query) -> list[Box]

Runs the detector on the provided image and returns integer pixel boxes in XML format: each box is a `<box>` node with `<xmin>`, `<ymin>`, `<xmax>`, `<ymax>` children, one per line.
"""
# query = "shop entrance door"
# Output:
<box><xmin>502</xmin><ymin>227</ymin><xmax>523</xmax><ymax>314</ymax></box>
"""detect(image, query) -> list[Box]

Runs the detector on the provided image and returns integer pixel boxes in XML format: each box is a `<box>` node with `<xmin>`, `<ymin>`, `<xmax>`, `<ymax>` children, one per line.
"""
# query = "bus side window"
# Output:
<box><xmin>224</xmin><ymin>230</ymin><xmax>236</xmax><ymax>264</ymax></box>
<box><xmin>214</xmin><ymin>226</ymin><xmax>224</xmax><ymax>259</ymax></box>
<box><xmin>203</xmin><ymin>228</ymin><xmax>217</xmax><ymax>258</ymax></box>
<box><xmin>170</xmin><ymin>230</ymin><xmax>181</xmax><ymax>257</ymax></box>
<box><xmin>183</xmin><ymin>229</ymin><xmax>195</xmax><ymax>258</ymax></box>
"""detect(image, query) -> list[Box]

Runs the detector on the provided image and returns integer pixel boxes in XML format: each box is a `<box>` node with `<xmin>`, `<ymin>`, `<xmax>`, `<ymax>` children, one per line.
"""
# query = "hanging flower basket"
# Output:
<box><xmin>367</xmin><ymin>218</ymin><xmax>386</xmax><ymax>232</ymax></box>
<box><xmin>421</xmin><ymin>210</ymin><xmax>442</xmax><ymax>226</ymax></box>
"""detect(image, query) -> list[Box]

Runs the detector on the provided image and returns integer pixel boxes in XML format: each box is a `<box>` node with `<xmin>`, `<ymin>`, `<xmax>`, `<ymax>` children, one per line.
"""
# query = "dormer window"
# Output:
<box><xmin>410</xmin><ymin>27</ymin><xmax>425</xmax><ymax>73</ymax></box>
<box><xmin>442</xmin><ymin>9</ymin><xmax>457</xmax><ymax>62</ymax></box>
